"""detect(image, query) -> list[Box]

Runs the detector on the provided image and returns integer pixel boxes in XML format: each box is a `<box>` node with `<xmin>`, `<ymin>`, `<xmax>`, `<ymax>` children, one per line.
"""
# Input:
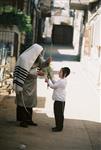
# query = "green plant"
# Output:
<box><xmin>42</xmin><ymin>65</ymin><xmax>53</xmax><ymax>80</ymax></box>
<box><xmin>0</xmin><ymin>10</ymin><xmax>32</xmax><ymax>32</ymax></box>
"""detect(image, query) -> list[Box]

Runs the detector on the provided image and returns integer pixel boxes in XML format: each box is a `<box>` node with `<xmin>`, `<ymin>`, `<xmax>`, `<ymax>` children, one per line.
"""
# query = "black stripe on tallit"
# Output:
<box><xmin>13</xmin><ymin>80</ymin><xmax>23</xmax><ymax>87</ymax></box>
<box><xmin>14</xmin><ymin>70</ymin><xmax>28</xmax><ymax>79</ymax></box>
<box><xmin>14</xmin><ymin>68</ymin><xmax>28</xmax><ymax>77</ymax></box>
<box><xmin>14</xmin><ymin>74</ymin><xmax>25</xmax><ymax>82</ymax></box>
<box><xmin>15</xmin><ymin>66</ymin><xmax>28</xmax><ymax>74</ymax></box>
<box><xmin>14</xmin><ymin>66</ymin><xmax>29</xmax><ymax>78</ymax></box>
<box><xmin>13</xmin><ymin>66</ymin><xmax>29</xmax><ymax>88</ymax></box>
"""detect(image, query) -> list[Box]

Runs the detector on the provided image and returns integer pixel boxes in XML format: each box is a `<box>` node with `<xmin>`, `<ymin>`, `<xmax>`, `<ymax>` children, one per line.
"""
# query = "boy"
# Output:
<box><xmin>46</xmin><ymin>67</ymin><xmax>70</xmax><ymax>132</ymax></box>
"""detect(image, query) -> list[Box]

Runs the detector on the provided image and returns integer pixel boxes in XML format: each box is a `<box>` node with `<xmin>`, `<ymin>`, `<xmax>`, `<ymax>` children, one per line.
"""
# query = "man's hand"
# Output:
<box><xmin>37</xmin><ymin>70</ymin><xmax>45</xmax><ymax>76</ymax></box>
<box><xmin>47</xmin><ymin>57</ymin><xmax>52</xmax><ymax>64</ymax></box>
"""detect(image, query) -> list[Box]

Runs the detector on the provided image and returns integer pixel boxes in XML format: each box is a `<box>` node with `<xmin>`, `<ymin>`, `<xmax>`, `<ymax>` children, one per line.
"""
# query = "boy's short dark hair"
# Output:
<box><xmin>62</xmin><ymin>67</ymin><xmax>70</xmax><ymax>77</ymax></box>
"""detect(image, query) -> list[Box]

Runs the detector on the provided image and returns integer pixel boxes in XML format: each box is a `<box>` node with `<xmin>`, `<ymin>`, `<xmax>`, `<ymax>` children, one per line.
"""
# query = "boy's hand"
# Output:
<box><xmin>45</xmin><ymin>76</ymin><xmax>49</xmax><ymax>82</ymax></box>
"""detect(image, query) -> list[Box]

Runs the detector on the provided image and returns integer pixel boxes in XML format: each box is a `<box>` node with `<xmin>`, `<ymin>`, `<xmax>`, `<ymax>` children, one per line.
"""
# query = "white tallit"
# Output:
<box><xmin>13</xmin><ymin>43</ymin><xmax>43</xmax><ymax>92</ymax></box>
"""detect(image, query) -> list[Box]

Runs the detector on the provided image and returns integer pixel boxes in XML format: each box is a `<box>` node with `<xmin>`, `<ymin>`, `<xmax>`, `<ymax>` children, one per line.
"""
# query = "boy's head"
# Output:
<box><xmin>60</xmin><ymin>67</ymin><xmax>70</xmax><ymax>78</ymax></box>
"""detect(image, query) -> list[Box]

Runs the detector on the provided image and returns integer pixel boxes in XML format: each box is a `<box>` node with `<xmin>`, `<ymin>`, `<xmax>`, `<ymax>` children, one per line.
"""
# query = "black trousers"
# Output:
<box><xmin>16</xmin><ymin>105</ymin><xmax>32</xmax><ymax>122</ymax></box>
<box><xmin>54</xmin><ymin>101</ymin><xmax>65</xmax><ymax>130</ymax></box>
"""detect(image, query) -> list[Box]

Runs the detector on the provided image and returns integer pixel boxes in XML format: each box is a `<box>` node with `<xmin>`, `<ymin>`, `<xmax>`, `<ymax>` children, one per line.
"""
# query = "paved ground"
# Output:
<box><xmin>0</xmin><ymin>44</ymin><xmax>101</xmax><ymax>150</ymax></box>
<box><xmin>0</xmin><ymin>94</ymin><xmax>101</xmax><ymax>150</ymax></box>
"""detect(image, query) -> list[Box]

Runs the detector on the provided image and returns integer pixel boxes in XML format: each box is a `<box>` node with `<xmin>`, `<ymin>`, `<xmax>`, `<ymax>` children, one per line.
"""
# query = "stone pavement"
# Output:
<box><xmin>0</xmin><ymin>94</ymin><xmax>101</xmax><ymax>150</ymax></box>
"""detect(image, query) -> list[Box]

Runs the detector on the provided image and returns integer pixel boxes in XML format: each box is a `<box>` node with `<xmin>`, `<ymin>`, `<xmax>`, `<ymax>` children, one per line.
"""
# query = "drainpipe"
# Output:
<box><xmin>78</xmin><ymin>19</ymin><xmax>85</xmax><ymax>61</ymax></box>
<box><xmin>32</xmin><ymin>0</ymin><xmax>41</xmax><ymax>43</ymax></box>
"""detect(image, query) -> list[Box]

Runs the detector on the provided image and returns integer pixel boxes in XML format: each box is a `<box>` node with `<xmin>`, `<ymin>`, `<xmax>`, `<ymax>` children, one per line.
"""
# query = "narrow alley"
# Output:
<box><xmin>0</xmin><ymin>44</ymin><xmax>101</xmax><ymax>150</ymax></box>
<box><xmin>0</xmin><ymin>0</ymin><xmax>101</xmax><ymax>149</ymax></box>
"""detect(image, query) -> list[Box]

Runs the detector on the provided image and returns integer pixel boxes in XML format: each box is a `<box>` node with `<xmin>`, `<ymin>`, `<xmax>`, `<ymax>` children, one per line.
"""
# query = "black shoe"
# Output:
<box><xmin>52</xmin><ymin>127</ymin><xmax>62</xmax><ymax>132</ymax></box>
<box><xmin>20</xmin><ymin>121</ymin><xmax>28</xmax><ymax>128</ymax></box>
<box><xmin>27</xmin><ymin>121</ymin><xmax>38</xmax><ymax>126</ymax></box>
<box><xmin>52</xmin><ymin>127</ymin><xmax>57</xmax><ymax>130</ymax></box>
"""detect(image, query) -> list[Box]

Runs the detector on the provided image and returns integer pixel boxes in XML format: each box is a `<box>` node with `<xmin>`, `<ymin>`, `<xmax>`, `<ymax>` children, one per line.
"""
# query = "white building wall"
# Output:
<box><xmin>81</xmin><ymin>7</ymin><xmax>101</xmax><ymax>121</ymax></box>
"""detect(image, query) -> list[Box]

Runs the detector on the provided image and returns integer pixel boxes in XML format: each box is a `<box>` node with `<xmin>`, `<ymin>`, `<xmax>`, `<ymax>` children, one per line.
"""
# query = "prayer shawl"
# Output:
<box><xmin>13</xmin><ymin>43</ymin><xmax>43</xmax><ymax>92</ymax></box>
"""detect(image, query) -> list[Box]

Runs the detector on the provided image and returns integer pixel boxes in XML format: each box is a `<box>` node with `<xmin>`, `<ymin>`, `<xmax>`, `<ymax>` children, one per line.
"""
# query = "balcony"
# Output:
<box><xmin>70</xmin><ymin>0</ymin><xmax>89</xmax><ymax>10</ymax></box>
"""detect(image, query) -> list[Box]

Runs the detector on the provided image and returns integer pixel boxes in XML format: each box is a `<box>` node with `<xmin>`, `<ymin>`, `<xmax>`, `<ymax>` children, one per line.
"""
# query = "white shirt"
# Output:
<box><xmin>48</xmin><ymin>78</ymin><xmax>67</xmax><ymax>102</ymax></box>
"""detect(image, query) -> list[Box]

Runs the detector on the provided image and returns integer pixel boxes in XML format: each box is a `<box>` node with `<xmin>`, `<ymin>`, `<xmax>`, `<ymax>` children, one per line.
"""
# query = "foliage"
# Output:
<box><xmin>42</xmin><ymin>65</ymin><xmax>53</xmax><ymax>79</ymax></box>
<box><xmin>0</xmin><ymin>8</ymin><xmax>32</xmax><ymax>32</ymax></box>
